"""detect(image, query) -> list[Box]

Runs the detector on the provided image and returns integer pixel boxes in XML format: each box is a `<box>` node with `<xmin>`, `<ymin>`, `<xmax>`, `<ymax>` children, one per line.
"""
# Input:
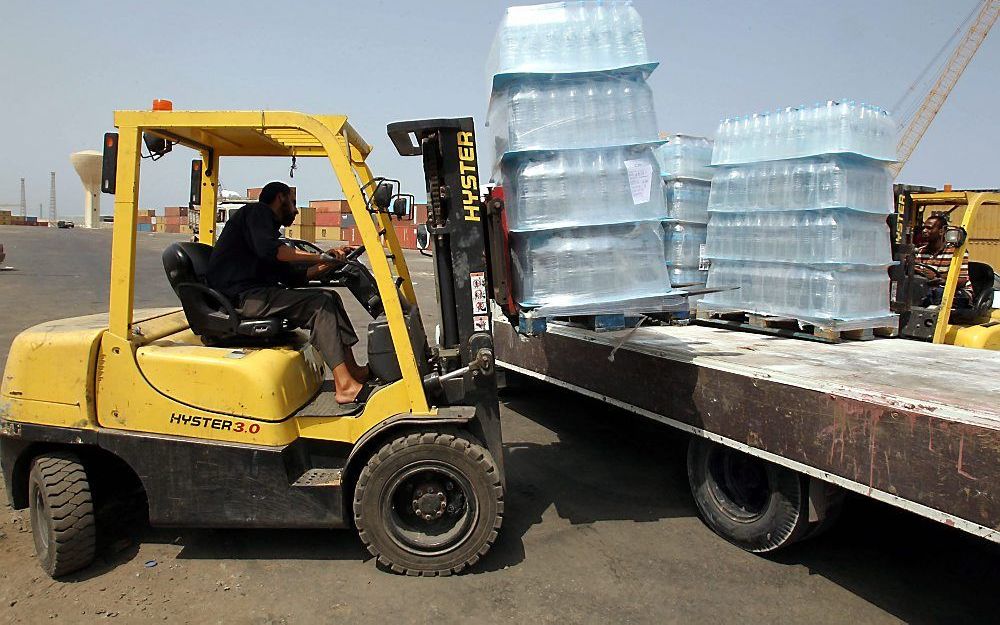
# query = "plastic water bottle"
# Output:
<box><xmin>625</xmin><ymin>5</ymin><xmax>646</xmax><ymax>62</ymax></box>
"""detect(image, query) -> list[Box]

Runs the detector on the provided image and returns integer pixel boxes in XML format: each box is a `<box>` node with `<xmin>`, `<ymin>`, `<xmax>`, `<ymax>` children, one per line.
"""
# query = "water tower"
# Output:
<box><xmin>70</xmin><ymin>151</ymin><xmax>102</xmax><ymax>228</ymax></box>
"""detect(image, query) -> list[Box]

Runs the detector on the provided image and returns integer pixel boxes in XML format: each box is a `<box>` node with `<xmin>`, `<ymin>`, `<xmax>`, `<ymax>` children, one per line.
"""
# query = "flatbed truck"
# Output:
<box><xmin>493</xmin><ymin>318</ymin><xmax>1000</xmax><ymax>551</ymax></box>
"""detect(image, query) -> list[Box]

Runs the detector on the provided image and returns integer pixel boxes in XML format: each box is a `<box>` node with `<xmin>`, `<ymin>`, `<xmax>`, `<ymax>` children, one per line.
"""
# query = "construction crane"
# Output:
<box><xmin>891</xmin><ymin>0</ymin><xmax>1000</xmax><ymax>178</ymax></box>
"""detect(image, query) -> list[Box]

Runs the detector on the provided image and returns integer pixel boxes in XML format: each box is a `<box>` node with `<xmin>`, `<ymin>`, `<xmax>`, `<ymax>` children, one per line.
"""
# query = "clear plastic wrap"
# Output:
<box><xmin>712</xmin><ymin>101</ymin><xmax>897</xmax><ymax>165</ymax></box>
<box><xmin>487</xmin><ymin>1</ymin><xmax>650</xmax><ymax>78</ymax></box>
<box><xmin>701</xmin><ymin>259</ymin><xmax>893</xmax><ymax>323</ymax></box>
<box><xmin>704</xmin><ymin>209</ymin><xmax>892</xmax><ymax>266</ymax></box>
<box><xmin>664</xmin><ymin>179</ymin><xmax>711</xmax><ymax>223</ymax></box>
<box><xmin>708</xmin><ymin>155</ymin><xmax>893</xmax><ymax>214</ymax></box>
<box><xmin>488</xmin><ymin>71</ymin><xmax>659</xmax><ymax>159</ymax></box>
<box><xmin>663</xmin><ymin>221</ymin><xmax>709</xmax><ymax>285</ymax></box>
<box><xmin>510</xmin><ymin>221</ymin><xmax>677</xmax><ymax>315</ymax></box>
<box><xmin>502</xmin><ymin>144</ymin><xmax>666</xmax><ymax>231</ymax></box>
<box><xmin>654</xmin><ymin>135</ymin><xmax>714</xmax><ymax>180</ymax></box>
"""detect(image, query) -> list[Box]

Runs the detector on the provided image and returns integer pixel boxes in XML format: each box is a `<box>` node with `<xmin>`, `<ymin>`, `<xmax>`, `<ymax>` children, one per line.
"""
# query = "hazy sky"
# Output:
<box><xmin>1</xmin><ymin>0</ymin><xmax>996</xmax><ymax>217</ymax></box>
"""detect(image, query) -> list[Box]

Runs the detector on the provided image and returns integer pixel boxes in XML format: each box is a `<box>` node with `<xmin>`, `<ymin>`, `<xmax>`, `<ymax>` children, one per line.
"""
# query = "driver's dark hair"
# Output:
<box><xmin>259</xmin><ymin>181</ymin><xmax>290</xmax><ymax>205</ymax></box>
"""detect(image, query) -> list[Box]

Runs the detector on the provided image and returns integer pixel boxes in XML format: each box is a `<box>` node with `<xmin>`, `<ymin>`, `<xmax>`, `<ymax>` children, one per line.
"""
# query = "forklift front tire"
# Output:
<box><xmin>353</xmin><ymin>431</ymin><xmax>503</xmax><ymax>576</ymax></box>
<box><xmin>28</xmin><ymin>452</ymin><xmax>97</xmax><ymax>578</ymax></box>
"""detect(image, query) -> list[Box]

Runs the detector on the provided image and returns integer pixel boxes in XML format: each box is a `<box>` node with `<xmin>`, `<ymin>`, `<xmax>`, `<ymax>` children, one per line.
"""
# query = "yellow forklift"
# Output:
<box><xmin>0</xmin><ymin>106</ymin><xmax>503</xmax><ymax>577</ymax></box>
<box><xmin>890</xmin><ymin>188</ymin><xmax>1000</xmax><ymax>349</ymax></box>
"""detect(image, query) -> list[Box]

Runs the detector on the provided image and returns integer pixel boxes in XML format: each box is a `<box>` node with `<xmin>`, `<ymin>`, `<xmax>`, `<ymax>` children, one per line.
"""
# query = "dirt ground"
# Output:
<box><xmin>0</xmin><ymin>226</ymin><xmax>997</xmax><ymax>624</ymax></box>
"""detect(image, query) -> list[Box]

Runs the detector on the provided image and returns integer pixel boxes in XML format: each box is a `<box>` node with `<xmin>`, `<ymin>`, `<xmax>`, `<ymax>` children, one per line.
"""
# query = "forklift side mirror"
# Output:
<box><xmin>944</xmin><ymin>226</ymin><xmax>967</xmax><ymax>248</ymax></box>
<box><xmin>416</xmin><ymin>224</ymin><xmax>430</xmax><ymax>251</ymax></box>
<box><xmin>392</xmin><ymin>197</ymin><xmax>408</xmax><ymax>219</ymax></box>
<box><xmin>373</xmin><ymin>182</ymin><xmax>393</xmax><ymax>210</ymax></box>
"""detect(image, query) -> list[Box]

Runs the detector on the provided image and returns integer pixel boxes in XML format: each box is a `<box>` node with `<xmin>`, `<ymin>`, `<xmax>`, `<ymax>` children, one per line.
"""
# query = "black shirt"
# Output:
<box><xmin>206</xmin><ymin>202</ymin><xmax>284</xmax><ymax>300</ymax></box>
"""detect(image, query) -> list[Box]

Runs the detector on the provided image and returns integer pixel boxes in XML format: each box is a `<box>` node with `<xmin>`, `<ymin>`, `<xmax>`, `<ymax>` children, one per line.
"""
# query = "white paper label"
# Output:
<box><xmin>624</xmin><ymin>159</ymin><xmax>653</xmax><ymax>205</ymax></box>
<box><xmin>470</xmin><ymin>272</ymin><xmax>489</xmax><ymax>315</ymax></box>
<box><xmin>698</xmin><ymin>244</ymin><xmax>711</xmax><ymax>271</ymax></box>
<box><xmin>473</xmin><ymin>315</ymin><xmax>489</xmax><ymax>331</ymax></box>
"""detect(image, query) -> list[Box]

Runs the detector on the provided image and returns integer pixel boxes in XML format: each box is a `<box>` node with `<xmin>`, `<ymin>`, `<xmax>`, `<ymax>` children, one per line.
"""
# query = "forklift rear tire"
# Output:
<box><xmin>687</xmin><ymin>438</ymin><xmax>809</xmax><ymax>553</ymax></box>
<box><xmin>28</xmin><ymin>452</ymin><xmax>97</xmax><ymax>577</ymax></box>
<box><xmin>353</xmin><ymin>431</ymin><xmax>503</xmax><ymax>576</ymax></box>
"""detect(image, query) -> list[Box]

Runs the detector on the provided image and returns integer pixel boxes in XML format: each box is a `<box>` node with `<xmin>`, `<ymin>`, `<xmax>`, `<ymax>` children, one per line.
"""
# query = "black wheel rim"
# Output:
<box><xmin>31</xmin><ymin>487</ymin><xmax>50</xmax><ymax>554</ymax></box>
<box><xmin>706</xmin><ymin>446</ymin><xmax>771</xmax><ymax>522</ymax></box>
<box><xmin>380</xmin><ymin>460</ymin><xmax>479</xmax><ymax>557</ymax></box>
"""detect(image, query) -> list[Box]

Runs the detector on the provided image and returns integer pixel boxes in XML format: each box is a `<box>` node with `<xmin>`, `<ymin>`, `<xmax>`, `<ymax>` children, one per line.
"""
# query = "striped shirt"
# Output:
<box><xmin>915</xmin><ymin>245</ymin><xmax>972</xmax><ymax>297</ymax></box>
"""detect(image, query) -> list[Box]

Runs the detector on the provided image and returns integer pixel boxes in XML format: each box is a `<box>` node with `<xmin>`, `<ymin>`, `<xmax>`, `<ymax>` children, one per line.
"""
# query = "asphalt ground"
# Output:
<box><xmin>0</xmin><ymin>225</ymin><xmax>997</xmax><ymax>624</ymax></box>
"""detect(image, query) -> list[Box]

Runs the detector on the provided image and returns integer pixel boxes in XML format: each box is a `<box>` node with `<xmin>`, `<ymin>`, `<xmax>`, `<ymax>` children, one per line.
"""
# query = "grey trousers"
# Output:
<box><xmin>238</xmin><ymin>287</ymin><xmax>358</xmax><ymax>369</ymax></box>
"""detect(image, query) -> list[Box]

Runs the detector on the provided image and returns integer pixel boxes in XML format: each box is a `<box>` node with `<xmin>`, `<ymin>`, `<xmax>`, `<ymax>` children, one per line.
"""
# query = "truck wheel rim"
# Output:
<box><xmin>381</xmin><ymin>461</ymin><xmax>479</xmax><ymax>557</ymax></box>
<box><xmin>31</xmin><ymin>488</ymin><xmax>50</xmax><ymax>553</ymax></box>
<box><xmin>706</xmin><ymin>446</ymin><xmax>770</xmax><ymax>522</ymax></box>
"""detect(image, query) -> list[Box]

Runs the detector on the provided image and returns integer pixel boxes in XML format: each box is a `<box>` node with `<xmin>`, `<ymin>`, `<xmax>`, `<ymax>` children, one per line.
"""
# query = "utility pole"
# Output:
<box><xmin>19</xmin><ymin>178</ymin><xmax>26</xmax><ymax>217</ymax></box>
<box><xmin>49</xmin><ymin>172</ymin><xmax>56</xmax><ymax>223</ymax></box>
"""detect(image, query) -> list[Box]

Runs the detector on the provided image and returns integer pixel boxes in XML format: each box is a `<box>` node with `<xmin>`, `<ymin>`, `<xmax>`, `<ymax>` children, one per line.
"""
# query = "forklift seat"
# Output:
<box><xmin>951</xmin><ymin>261</ymin><xmax>996</xmax><ymax>325</ymax></box>
<box><xmin>161</xmin><ymin>242</ymin><xmax>289</xmax><ymax>344</ymax></box>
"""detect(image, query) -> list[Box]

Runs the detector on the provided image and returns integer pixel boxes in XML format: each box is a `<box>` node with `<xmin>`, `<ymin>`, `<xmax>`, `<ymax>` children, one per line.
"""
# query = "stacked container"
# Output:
<box><xmin>654</xmin><ymin>135</ymin><xmax>713</xmax><ymax>288</ymax></box>
<box><xmin>700</xmin><ymin>101</ymin><xmax>897</xmax><ymax>327</ymax></box>
<box><xmin>487</xmin><ymin>1</ymin><xmax>677</xmax><ymax>317</ymax></box>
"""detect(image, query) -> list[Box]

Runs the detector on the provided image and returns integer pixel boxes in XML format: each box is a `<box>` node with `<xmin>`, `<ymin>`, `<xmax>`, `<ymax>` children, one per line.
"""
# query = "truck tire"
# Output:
<box><xmin>687</xmin><ymin>438</ymin><xmax>809</xmax><ymax>553</ymax></box>
<box><xmin>28</xmin><ymin>452</ymin><xmax>97</xmax><ymax>577</ymax></box>
<box><xmin>353</xmin><ymin>431</ymin><xmax>503</xmax><ymax>576</ymax></box>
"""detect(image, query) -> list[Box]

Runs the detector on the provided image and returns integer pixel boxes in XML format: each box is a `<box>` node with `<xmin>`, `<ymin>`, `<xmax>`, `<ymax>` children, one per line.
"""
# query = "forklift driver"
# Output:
<box><xmin>206</xmin><ymin>181</ymin><xmax>370</xmax><ymax>404</ymax></box>
<box><xmin>915</xmin><ymin>214</ymin><xmax>973</xmax><ymax>308</ymax></box>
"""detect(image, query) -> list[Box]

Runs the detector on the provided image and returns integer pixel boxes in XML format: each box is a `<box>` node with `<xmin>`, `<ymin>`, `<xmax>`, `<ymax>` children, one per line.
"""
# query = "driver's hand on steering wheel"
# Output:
<box><xmin>326</xmin><ymin>246</ymin><xmax>355</xmax><ymax>261</ymax></box>
<box><xmin>915</xmin><ymin>265</ymin><xmax>937</xmax><ymax>279</ymax></box>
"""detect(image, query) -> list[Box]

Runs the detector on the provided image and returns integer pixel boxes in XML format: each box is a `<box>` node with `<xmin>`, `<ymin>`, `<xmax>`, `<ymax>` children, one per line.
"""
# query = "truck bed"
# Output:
<box><xmin>494</xmin><ymin>320</ymin><xmax>1000</xmax><ymax>541</ymax></box>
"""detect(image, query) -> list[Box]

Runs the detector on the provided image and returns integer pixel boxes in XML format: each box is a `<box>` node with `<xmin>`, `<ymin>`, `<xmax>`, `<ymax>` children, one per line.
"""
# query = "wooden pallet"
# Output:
<box><xmin>518</xmin><ymin>312</ymin><xmax>647</xmax><ymax>336</ymax></box>
<box><xmin>694</xmin><ymin>309</ymin><xmax>898</xmax><ymax>344</ymax></box>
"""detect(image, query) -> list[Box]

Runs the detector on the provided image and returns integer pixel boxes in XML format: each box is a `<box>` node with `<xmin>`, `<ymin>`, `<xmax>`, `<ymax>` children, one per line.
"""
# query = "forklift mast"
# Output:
<box><xmin>388</xmin><ymin>118</ymin><xmax>492</xmax><ymax>362</ymax></box>
<box><xmin>388</xmin><ymin>118</ymin><xmax>504</xmax><ymax>474</ymax></box>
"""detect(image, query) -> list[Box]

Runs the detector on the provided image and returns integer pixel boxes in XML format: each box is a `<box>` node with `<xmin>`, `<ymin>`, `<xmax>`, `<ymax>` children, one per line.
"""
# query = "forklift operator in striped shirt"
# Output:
<box><xmin>915</xmin><ymin>214</ymin><xmax>973</xmax><ymax>308</ymax></box>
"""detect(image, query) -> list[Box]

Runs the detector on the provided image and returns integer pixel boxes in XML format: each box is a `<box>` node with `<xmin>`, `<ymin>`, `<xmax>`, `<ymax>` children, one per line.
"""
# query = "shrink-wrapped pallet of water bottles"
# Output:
<box><xmin>486</xmin><ymin>0</ymin><xmax>682</xmax><ymax>319</ymax></box>
<box><xmin>699</xmin><ymin>101</ymin><xmax>898</xmax><ymax>329</ymax></box>
<box><xmin>654</xmin><ymin>135</ymin><xmax>714</xmax><ymax>291</ymax></box>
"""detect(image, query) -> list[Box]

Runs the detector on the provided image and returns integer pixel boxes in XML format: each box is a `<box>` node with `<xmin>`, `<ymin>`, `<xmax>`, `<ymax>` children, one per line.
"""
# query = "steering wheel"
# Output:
<box><xmin>344</xmin><ymin>245</ymin><xmax>366</xmax><ymax>262</ymax></box>
<box><xmin>312</xmin><ymin>245</ymin><xmax>366</xmax><ymax>283</ymax></box>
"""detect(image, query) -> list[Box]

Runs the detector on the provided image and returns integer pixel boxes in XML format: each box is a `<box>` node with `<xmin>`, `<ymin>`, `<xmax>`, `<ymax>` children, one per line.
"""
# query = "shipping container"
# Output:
<box><xmin>340</xmin><ymin>226</ymin><xmax>362</xmax><ymax>247</ymax></box>
<box><xmin>342</xmin><ymin>214</ymin><xmax>356</xmax><ymax>228</ymax></box>
<box><xmin>316</xmin><ymin>212</ymin><xmax>341</xmax><ymax>227</ymax></box>
<box><xmin>137</xmin><ymin>223</ymin><xmax>153</xmax><ymax>232</ymax></box>
<box><xmin>165</xmin><ymin>224</ymin><xmax>181</xmax><ymax>234</ymax></box>
<box><xmin>155</xmin><ymin>223</ymin><xmax>166</xmax><ymax>233</ymax></box>
<box><xmin>414</xmin><ymin>203</ymin><xmax>428</xmax><ymax>224</ymax></box>
<box><xmin>309</xmin><ymin>199</ymin><xmax>347</xmax><ymax>213</ymax></box>
<box><xmin>165</xmin><ymin>207</ymin><xmax>188</xmax><ymax>217</ymax></box>
<box><xmin>317</xmin><ymin>226</ymin><xmax>341</xmax><ymax>242</ymax></box>
<box><xmin>392</xmin><ymin>224</ymin><xmax>417</xmax><ymax>250</ymax></box>
<box><xmin>297</xmin><ymin>207</ymin><xmax>316</xmax><ymax>227</ymax></box>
